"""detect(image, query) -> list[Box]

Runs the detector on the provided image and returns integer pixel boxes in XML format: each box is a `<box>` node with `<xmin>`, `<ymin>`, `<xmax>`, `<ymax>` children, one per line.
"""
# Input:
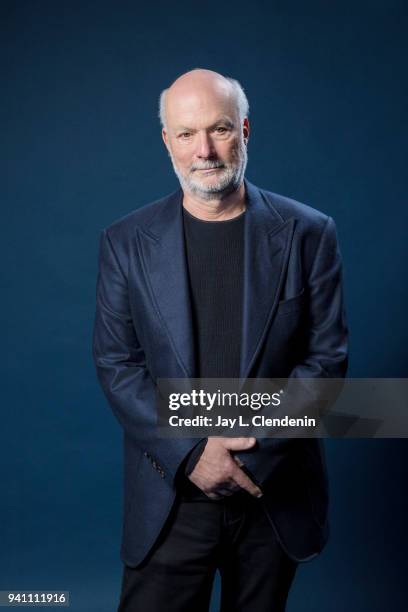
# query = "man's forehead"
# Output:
<box><xmin>165</xmin><ymin>87</ymin><xmax>238</xmax><ymax>128</ymax></box>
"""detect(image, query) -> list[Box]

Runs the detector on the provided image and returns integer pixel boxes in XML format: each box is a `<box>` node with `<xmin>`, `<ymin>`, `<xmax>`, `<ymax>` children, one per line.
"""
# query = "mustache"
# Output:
<box><xmin>190</xmin><ymin>161</ymin><xmax>225</xmax><ymax>171</ymax></box>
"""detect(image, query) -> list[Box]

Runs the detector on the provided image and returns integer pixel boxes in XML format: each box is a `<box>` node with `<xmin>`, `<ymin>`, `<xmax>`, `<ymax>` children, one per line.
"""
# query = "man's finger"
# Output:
<box><xmin>222</xmin><ymin>437</ymin><xmax>257</xmax><ymax>451</ymax></box>
<box><xmin>232</xmin><ymin>464</ymin><xmax>263</xmax><ymax>498</ymax></box>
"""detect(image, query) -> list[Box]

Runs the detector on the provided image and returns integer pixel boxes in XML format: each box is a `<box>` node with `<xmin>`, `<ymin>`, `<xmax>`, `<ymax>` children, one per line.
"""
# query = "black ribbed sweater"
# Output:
<box><xmin>182</xmin><ymin>206</ymin><xmax>245</xmax><ymax>379</ymax></box>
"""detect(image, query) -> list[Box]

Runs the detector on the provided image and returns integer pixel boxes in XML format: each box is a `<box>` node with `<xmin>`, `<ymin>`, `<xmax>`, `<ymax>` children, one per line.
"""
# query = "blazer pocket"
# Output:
<box><xmin>276</xmin><ymin>288</ymin><xmax>306</xmax><ymax>316</ymax></box>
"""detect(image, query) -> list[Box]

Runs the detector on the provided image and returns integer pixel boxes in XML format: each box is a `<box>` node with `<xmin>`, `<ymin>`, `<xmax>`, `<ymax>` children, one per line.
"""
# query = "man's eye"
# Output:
<box><xmin>179</xmin><ymin>132</ymin><xmax>191</xmax><ymax>138</ymax></box>
<box><xmin>215</xmin><ymin>127</ymin><xmax>227</xmax><ymax>133</ymax></box>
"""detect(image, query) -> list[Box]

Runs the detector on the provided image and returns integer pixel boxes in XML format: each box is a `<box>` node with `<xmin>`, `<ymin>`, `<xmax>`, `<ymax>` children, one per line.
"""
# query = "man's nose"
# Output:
<box><xmin>195</xmin><ymin>131</ymin><xmax>214</xmax><ymax>158</ymax></box>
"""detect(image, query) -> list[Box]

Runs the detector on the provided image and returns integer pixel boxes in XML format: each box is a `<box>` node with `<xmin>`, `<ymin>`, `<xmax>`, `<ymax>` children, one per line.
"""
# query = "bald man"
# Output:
<box><xmin>93</xmin><ymin>69</ymin><xmax>348</xmax><ymax>611</ymax></box>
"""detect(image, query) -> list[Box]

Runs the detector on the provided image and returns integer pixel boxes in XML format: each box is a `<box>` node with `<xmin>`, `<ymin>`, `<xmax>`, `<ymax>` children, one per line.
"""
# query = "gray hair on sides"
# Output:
<box><xmin>158</xmin><ymin>72</ymin><xmax>249</xmax><ymax>129</ymax></box>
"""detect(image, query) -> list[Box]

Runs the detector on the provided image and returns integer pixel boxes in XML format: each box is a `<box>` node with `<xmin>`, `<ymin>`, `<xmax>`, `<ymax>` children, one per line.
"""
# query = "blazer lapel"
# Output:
<box><xmin>137</xmin><ymin>188</ymin><xmax>195</xmax><ymax>378</ymax></box>
<box><xmin>240</xmin><ymin>180</ymin><xmax>296</xmax><ymax>379</ymax></box>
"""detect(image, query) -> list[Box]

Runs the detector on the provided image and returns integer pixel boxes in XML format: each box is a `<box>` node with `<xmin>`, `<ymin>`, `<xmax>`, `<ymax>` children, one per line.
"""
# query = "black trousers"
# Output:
<box><xmin>118</xmin><ymin>481</ymin><xmax>298</xmax><ymax>612</ymax></box>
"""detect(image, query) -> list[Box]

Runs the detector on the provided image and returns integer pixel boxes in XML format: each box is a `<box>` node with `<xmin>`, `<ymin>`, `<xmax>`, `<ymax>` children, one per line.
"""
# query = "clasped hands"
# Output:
<box><xmin>188</xmin><ymin>437</ymin><xmax>263</xmax><ymax>500</ymax></box>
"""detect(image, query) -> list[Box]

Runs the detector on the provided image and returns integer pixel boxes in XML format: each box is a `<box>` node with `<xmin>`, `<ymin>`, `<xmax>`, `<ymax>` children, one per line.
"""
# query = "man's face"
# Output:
<box><xmin>162</xmin><ymin>81</ymin><xmax>249</xmax><ymax>200</ymax></box>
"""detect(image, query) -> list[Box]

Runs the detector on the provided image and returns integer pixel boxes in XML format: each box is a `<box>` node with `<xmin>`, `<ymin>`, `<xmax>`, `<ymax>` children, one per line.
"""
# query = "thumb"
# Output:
<box><xmin>223</xmin><ymin>437</ymin><xmax>257</xmax><ymax>451</ymax></box>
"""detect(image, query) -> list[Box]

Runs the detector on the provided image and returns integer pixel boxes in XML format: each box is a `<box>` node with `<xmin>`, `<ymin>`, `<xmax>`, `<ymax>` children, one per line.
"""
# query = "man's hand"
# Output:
<box><xmin>188</xmin><ymin>437</ymin><xmax>263</xmax><ymax>500</ymax></box>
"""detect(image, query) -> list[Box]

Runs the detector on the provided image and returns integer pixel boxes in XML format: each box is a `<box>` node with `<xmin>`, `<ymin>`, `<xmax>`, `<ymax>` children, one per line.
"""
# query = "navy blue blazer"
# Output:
<box><xmin>92</xmin><ymin>179</ymin><xmax>348</xmax><ymax>567</ymax></box>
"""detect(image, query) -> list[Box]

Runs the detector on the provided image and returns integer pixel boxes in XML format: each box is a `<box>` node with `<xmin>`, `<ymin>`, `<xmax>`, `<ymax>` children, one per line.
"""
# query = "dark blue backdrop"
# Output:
<box><xmin>1</xmin><ymin>1</ymin><xmax>407</xmax><ymax>610</ymax></box>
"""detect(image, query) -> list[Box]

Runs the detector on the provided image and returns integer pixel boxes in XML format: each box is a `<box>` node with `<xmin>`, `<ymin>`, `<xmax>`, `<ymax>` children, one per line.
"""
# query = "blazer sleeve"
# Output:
<box><xmin>233</xmin><ymin>216</ymin><xmax>349</xmax><ymax>487</ymax></box>
<box><xmin>92</xmin><ymin>228</ymin><xmax>203</xmax><ymax>485</ymax></box>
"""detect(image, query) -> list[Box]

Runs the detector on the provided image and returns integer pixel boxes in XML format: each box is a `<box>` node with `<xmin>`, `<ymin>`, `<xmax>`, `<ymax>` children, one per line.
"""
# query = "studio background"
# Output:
<box><xmin>1</xmin><ymin>1</ymin><xmax>407</xmax><ymax>611</ymax></box>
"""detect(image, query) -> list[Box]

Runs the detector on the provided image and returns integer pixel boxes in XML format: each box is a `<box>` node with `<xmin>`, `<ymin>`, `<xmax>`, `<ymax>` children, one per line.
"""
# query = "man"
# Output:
<box><xmin>92</xmin><ymin>68</ymin><xmax>348</xmax><ymax>611</ymax></box>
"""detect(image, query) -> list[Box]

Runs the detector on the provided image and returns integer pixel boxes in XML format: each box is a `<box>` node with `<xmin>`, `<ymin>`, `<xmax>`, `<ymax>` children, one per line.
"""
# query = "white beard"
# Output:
<box><xmin>169</xmin><ymin>139</ymin><xmax>248</xmax><ymax>201</ymax></box>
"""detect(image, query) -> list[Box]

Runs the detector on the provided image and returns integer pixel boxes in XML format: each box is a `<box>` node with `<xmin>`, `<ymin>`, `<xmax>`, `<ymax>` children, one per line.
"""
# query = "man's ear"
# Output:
<box><xmin>243</xmin><ymin>117</ymin><xmax>250</xmax><ymax>143</ymax></box>
<box><xmin>162</xmin><ymin>128</ymin><xmax>169</xmax><ymax>151</ymax></box>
